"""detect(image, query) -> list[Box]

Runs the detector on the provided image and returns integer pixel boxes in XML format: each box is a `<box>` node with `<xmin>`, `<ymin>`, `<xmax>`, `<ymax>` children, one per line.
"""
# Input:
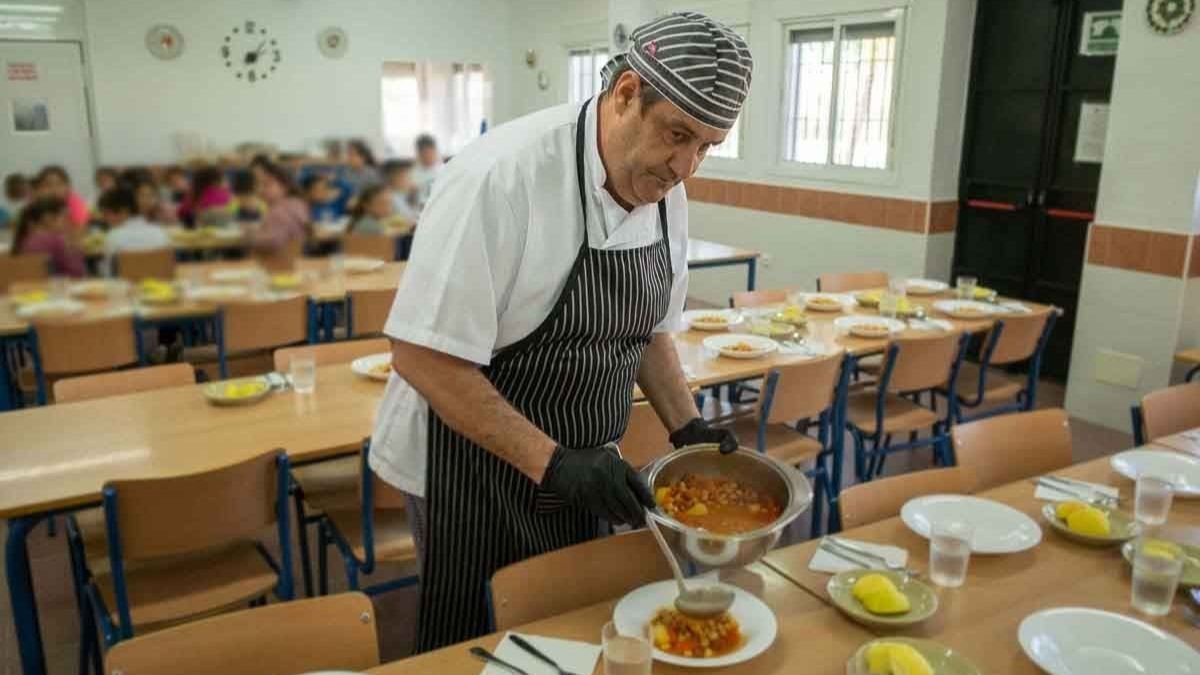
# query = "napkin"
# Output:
<box><xmin>808</xmin><ymin>538</ymin><xmax>908</xmax><ymax>574</ymax></box>
<box><xmin>997</xmin><ymin>301</ymin><xmax>1032</xmax><ymax>314</ymax></box>
<box><xmin>479</xmin><ymin>632</ymin><xmax>601</xmax><ymax>675</ymax></box>
<box><xmin>1034</xmin><ymin>477</ymin><xmax>1120</xmax><ymax>503</ymax></box>
<box><xmin>907</xmin><ymin>318</ymin><xmax>954</xmax><ymax>332</ymax></box>
<box><xmin>778</xmin><ymin>340</ymin><xmax>833</xmax><ymax>357</ymax></box>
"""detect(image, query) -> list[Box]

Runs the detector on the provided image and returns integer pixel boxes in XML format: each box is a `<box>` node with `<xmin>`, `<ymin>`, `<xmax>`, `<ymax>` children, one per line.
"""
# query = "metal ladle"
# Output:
<box><xmin>645</xmin><ymin>510</ymin><xmax>735</xmax><ymax>618</ymax></box>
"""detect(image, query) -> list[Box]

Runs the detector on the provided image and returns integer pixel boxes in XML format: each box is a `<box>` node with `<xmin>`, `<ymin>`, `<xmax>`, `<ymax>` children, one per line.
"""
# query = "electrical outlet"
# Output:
<box><xmin>1093</xmin><ymin>349</ymin><xmax>1143</xmax><ymax>388</ymax></box>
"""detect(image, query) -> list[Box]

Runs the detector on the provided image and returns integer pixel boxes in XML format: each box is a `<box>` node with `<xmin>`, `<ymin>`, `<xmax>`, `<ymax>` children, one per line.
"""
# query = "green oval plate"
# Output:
<box><xmin>202</xmin><ymin>377</ymin><xmax>272</xmax><ymax>407</ymax></box>
<box><xmin>827</xmin><ymin>570</ymin><xmax>938</xmax><ymax>630</ymax></box>
<box><xmin>1041</xmin><ymin>503</ymin><xmax>1141</xmax><ymax>547</ymax></box>
<box><xmin>847</xmin><ymin>637</ymin><xmax>981</xmax><ymax>675</ymax></box>
<box><xmin>1121</xmin><ymin>538</ymin><xmax>1200</xmax><ymax>587</ymax></box>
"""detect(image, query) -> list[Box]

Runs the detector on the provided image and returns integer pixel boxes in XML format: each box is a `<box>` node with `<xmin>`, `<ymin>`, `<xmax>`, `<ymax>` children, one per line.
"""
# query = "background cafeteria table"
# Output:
<box><xmin>686</xmin><ymin>239</ymin><xmax>761</xmax><ymax>291</ymax></box>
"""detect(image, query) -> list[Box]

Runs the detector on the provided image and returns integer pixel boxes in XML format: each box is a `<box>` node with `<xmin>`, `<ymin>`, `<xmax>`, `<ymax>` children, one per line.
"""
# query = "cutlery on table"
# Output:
<box><xmin>509</xmin><ymin>634</ymin><xmax>579</xmax><ymax>675</ymax></box>
<box><xmin>821</xmin><ymin>537</ymin><xmax>919</xmax><ymax>579</ymax></box>
<box><xmin>1035</xmin><ymin>476</ymin><xmax>1118</xmax><ymax>506</ymax></box>
<box><xmin>469</xmin><ymin>646</ymin><xmax>530</xmax><ymax>675</ymax></box>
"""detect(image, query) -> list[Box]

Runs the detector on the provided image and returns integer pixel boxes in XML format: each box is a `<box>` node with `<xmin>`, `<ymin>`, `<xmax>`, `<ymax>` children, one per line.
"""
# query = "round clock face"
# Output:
<box><xmin>318</xmin><ymin>27</ymin><xmax>349</xmax><ymax>58</ymax></box>
<box><xmin>220</xmin><ymin>20</ymin><xmax>280</xmax><ymax>83</ymax></box>
<box><xmin>146</xmin><ymin>24</ymin><xmax>184</xmax><ymax>60</ymax></box>
<box><xmin>1147</xmin><ymin>0</ymin><xmax>1195</xmax><ymax>34</ymax></box>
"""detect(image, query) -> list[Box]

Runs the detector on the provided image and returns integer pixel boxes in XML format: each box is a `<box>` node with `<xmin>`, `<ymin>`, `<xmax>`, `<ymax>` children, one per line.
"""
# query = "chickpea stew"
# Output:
<box><xmin>655</xmin><ymin>474</ymin><xmax>782</xmax><ymax>535</ymax></box>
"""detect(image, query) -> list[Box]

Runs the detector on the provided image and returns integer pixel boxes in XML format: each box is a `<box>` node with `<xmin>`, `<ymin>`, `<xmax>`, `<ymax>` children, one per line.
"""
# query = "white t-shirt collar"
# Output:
<box><xmin>583</xmin><ymin>97</ymin><xmax>661</xmax><ymax>246</ymax></box>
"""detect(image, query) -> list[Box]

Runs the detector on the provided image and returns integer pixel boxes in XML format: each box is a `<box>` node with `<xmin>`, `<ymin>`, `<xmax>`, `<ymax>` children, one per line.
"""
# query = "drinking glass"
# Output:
<box><xmin>602</xmin><ymin>621</ymin><xmax>652</xmax><ymax>675</ymax></box>
<box><xmin>1134</xmin><ymin>475</ymin><xmax>1174</xmax><ymax>526</ymax></box>
<box><xmin>49</xmin><ymin>276</ymin><xmax>70</xmax><ymax>301</ymax></box>
<box><xmin>956</xmin><ymin>275</ymin><xmax>978</xmax><ymax>300</ymax></box>
<box><xmin>290</xmin><ymin>356</ymin><xmax>316</xmax><ymax>395</ymax></box>
<box><xmin>880</xmin><ymin>279</ymin><xmax>906</xmax><ymax>319</ymax></box>
<box><xmin>929</xmin><ymin>521</ymin><xmax>973</xmax><ymax>588</ymax></box>
<box><xmin>1131</xmin><ymin>540</ymin><xmax>1183</xmax><ymax>616</ymax></box>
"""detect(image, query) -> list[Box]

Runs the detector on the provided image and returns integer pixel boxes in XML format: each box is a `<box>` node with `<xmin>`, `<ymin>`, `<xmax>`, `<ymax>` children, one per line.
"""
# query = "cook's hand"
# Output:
<box><xmin>540</xmin><ymin>443</ymin><xmax>655</xmax><ymax>526</ymax></box>
<box><xmin>669</xmin><ymin>417</ymin><xmax>739</xmax><ymax>454</ymax></box>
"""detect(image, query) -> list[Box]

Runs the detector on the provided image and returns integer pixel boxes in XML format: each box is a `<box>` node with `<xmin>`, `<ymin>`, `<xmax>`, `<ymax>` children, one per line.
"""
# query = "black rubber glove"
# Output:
<box><xmin>540</xmin><ymin>443</ymin><xmax>656</xmax><ymax>526</ymax></box>
<box><xmin>669</xmin><ymin>417</ymin><xmax>739</xmax><ymax>454</ymax></box>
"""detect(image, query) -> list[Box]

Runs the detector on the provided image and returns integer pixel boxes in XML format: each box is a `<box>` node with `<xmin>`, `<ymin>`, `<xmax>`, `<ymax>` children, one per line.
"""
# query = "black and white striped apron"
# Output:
<box><xmin>416</xmin><ymin>99</ymin><xmax>674</xmax><ymax>651</ymax></box>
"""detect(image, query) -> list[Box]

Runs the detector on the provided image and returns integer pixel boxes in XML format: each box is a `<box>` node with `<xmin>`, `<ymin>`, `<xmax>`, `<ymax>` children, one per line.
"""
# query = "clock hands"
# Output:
<box><xmin>243</xmin><ymin>41</ymin><xmax>267</xmax><ymax>65</ymax></box>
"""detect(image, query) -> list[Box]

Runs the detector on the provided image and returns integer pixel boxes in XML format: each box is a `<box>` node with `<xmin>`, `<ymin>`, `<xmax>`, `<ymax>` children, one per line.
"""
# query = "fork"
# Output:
<box><xmin>1040</xmin><ymin>476</ymin><xmax>1119</xmax><ymax>506</ymax></box>
<box><xmin>822</xmin><ymin>537</ymin><xmax>920</xmax><ymax>578</ymax></box>
<box><xmin>509</xmin><ymin>634</ymin><xmax>579</xmax><ymax>675</ymax></box>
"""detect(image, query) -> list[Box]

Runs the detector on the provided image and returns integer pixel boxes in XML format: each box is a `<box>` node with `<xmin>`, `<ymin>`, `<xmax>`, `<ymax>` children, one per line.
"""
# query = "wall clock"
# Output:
<box><xmin>317</xmin><ymin>26</ymin><xmax>349</xmax><ymax>59</ymax></box>
<box><xmin>145</xmin><ymin>24</ymin><xmax>184</xmax><ymax>60</ymax></box>
<box><xmin>1146</xmin><ymin>0</ymin><xmax>1195</xmax><ymax>34</ymax></box>
<box><xmin>220</xmin><ymin>19</ymin><xmax>280</xmax><ymax>83</ymax></box>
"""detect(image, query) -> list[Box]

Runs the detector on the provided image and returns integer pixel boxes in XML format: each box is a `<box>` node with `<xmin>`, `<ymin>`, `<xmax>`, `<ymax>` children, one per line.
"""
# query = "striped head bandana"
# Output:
<box><xmin>600</xmin><ymin>12</ymin><xmax>752</xmax><ymax>131</ymax></box>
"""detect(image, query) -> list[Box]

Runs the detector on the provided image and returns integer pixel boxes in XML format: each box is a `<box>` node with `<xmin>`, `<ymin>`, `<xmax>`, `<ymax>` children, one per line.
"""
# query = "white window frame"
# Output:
<box><xmin>771</xmin><ymin>8</ymin><xmax>906</xmax><ymax>185</ymax></box>
<box><xmin>566</xmin><ymin>42</ymin><xmax>610</xmax><ymax>105</ymax></box>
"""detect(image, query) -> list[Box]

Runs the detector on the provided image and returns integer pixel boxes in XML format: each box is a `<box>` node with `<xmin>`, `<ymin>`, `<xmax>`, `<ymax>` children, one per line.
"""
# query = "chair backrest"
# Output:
<box><xmin>618</xmin><ymin>401</ymin><xmax>672</xmax><ymax>470</ymax></box>
<box><xmin>817</xmin><ymin>270</ymin><xmax>888</xmax><ymax>293</ymax></box>
<box><xmin>491</xmin><ymin>529</ymin><xmax>672</xmax><ymax>630</ymax></box>
<box><xmin>223</xmin><ymin>296</ymin><xmax>309</xmax><ymax>353</ymax></box>
<box><xmin>116</xmin><ymin>248</ymin><xmax>176</xmax><ymax>282</ymax></box>
<box><xmin>0</xmin><ymin>253</ymin><xmax>49</xmax><ymax>292</ymax></box>
<box><xmin>1140</xmin><ymin>382</ymin><xmax>1200</xmax><ymax>441</ymax></box>
<box><xmin>762</xmin><ymin>352</ymin><xmax>844</xmax><ymax>423</ymax></box>
<box><xmin>105</xmin><ymin>450</ymin><xmax>282</xmax><ymax>559</ymax></box>
<box><xmin>984</xmin><ymin>309</ymin><xmax>1054</xmax><ymax>365</ymax></box>
<box><xmin>839</xmin><ymin>467</ymin><xmax>976</xmax><ymax>530</ymax></box>
<box><xmin>349</xmin><ymin>288</ymin><xmax>395</xmax><ymax>337</ymax></box>
<box><xmin>53</xmin><ymin>363</ymin><xmax>194</xmax><ymax>403</ymax></box>
<box><xmin>343</xmin><ymin>234</ymin><xmax>395</xmax><ymax>261</ymax></box>
<box><xmin>884</xmin><ymin>332</ymin><xmax>964</xmax><ymax>393</ymax></box>
<box><xmin>34</xmin><ymin>315</ymin><xmax>139</xmax><ymax>376</ymax></box>
<box><xmin>951</xmin><ymin>408</ymin><xmax>1072</xmax><ymax>491</ymax></box>
<box><xmin>273</xmin><ymin>337</ymin><xmax>390</xmax><ymax>372</ymax></box>
<box><xmin>255</xmin><ymin>237</ymin><xmax>304</xmax><ymax>273</ymax></box>
<box><xmin>731</xmin><ymin>288</ymin><xmax>793</xmax><ymax>309</ymax></box>
<box><xmin>104</xmin><ymin>592</ymin><xmax>379</xmax><ymax>675</ymax></box>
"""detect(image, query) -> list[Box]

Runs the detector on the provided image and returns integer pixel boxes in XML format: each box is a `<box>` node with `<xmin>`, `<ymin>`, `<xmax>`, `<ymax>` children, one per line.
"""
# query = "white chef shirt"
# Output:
<box><xmin>370</xmin><ymin>98</ymin><xmax>689</xmax><ymax>497</ymax></box>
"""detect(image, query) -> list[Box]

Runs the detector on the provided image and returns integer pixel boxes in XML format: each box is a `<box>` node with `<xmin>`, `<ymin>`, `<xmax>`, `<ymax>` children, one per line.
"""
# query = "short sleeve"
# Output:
<box><xmin>654</xmin><ymin>184</ymin><xmax>690</xmax><ymax>333</ymax></box>
<box><xmin>384</xmin><ymin>167</ymin><xmax>524</xmax><ymax>365</ymax></box>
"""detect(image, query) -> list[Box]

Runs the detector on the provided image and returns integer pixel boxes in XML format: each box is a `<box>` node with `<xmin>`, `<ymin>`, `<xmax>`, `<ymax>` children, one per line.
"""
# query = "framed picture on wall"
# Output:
<box><xmin>12</xmin><ymin>97</ymin><xmax>50</xmax><ymax>133</ymax></box>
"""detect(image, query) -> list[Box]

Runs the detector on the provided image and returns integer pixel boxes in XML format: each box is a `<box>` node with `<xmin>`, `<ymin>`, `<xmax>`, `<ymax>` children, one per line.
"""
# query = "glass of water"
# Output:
<box><xmin>1135</xmin><ymin>475</ymin><xmax>1174</xmax><ymax>527</ymax></box>
<box><xmin>290</xmin><ymin>356</ymin><xmax>316</xmax><ymax>395</ymax></box>
<box><xmin>49</xmin><ymin>276</ymin><xmax>70</xmax><ymax>301</ymax></box>
<box><xmin>1131</xmin><ymin>540</ymin><xmax>1184</xmax><ymax>616</ymax></box>
<box><xmin>956</xmin><ymin>275</ymin><xmax>978</xmax><ymax>300</ymax></box>
<box><xmin>879</xmin><ymin>279</ymin><xmax>907</xmax><ymax>319</ymax></box>
<box><xmin>930</xmin><ymin>520</ymin><xmax>973</xmax><ymax>588</ymax></box>
<box><xmin>602</xmin><ymin>621</ymin><xmax>651</xmax><ymax>675</ymax></box>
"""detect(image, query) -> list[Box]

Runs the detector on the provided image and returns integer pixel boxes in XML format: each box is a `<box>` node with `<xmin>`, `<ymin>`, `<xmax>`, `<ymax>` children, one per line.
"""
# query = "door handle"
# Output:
<box><xmin>1045</xmin><ymin>208</ymin><xmax>1095</xmax><ymax>221</ymax></box>
<box><xmin>966</xmin><ymin>199</ymin><xmax>1020</xmax><ymax>212</ymax></box>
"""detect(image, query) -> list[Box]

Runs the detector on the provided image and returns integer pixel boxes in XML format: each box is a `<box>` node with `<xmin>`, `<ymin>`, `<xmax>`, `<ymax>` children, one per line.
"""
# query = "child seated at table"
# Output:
<box><xmin>32</xmin><ymin>166</ymin><xmax>89</xmax><ymax>230</ymax></box>
<box><xmin>132</xmin><ymin>178</ymin><xmax>177</xmax><ymax>225</ymax></box>
<box><xmin>177</xmin><ymin>165</ymin><xmax>231</xmax><ymax>228</ymax></box>
<box><xmin>1</xmin><ymin>173</ymin><xmax>30</xmax><ymax>229</ymax></box>
<box><xmin>98</xmin><ymin>186</ymin><xmax>171</xmax><ymax>277</ymax></box>
<box><xmin>302</xmin><ymin>173</ymin><xmax>340</xmax><ymax>224</ymax></box>
<box><xmin>12</xmin><ymin>196</ymin><xmax>86</xmax><ymax>277</ymax></box>
<box><xmin>382</xmin><ymin>159</ymin><xmax>420</xmax><ymax>225</ymax></box>
<box><xmin>230</xmin><ymin>170</ymin><xmax>265</xmax><ymax>222</ymax></box>
<box><xmin>163</xmin><ymin>165</ymin><xmax>189</xmax><ymax>209</ymax></box>
<box><xmin>252</xmin><ymin>162</ymin><xmax>308</xmax><ymax>254</ymax></box>
<box><xmin>348</xmin><ymin>185</ymin><xmax>397</xmax><ymax>235</ymax></box>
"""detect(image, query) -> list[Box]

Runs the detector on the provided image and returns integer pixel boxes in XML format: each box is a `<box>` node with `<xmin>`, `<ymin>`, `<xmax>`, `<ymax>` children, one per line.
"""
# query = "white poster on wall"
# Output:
<box><xmin>12</xmin><ymin>97</ymin><xmax>50</xmax><ymax>133</ymax></box>
<box><xmin>1074</xmin><ymin>102</ymin><xmax>1109</xmax><ymax>164</ymax></box>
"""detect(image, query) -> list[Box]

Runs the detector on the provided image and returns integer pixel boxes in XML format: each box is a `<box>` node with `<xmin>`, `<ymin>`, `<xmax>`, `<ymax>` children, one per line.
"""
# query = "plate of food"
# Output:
<box><xmin>905</xmin><ymin>278</ymin><xmax>949</xmax><ymax>296</ymax></box>
<box><xmin>69</xmin><ymin>279</ymin><xmax>119</xmax><ymax>300</ymax></box>
<box><xmin>342</xmin><ymin>256</ymin><xmax>386</xmax><ymax>274</ymax></box>
<box><xmin>209</xmin><ymin>228</ymin><xmax>244</xmax><ymax>240</ymax></box>
<box><xmin>771</xmin><ymin>304</ymin><xmax>807</xmax><ymax>326</ymax></box>
<box><xmin>847</xmin><ymin>637</ymin><xmax>980</xmax><ymax>675</ymax></box>
<box><xmin>834</xmin><ymin>315</ymin><xmax>905</xmax><ymax>339</ymax></box>
<box><xmin>210</xmin><ymin>268</ymin><xmax>258</xmax><ymax>283</ymax></box>
<box><xmin>932</xmin><ymin>300</ymin><xmax>997</xmax><ymax>320</ymax></box>
<box><xmin>14</xmin><ymin>298</ymin><xmax>86</xmax><ymax>318</ymax></box>
<box><xmin>854</xmin><ymin>290</ymin><xmax>884</xmax><ymax>308</ymax></box>
<box><xmin>10</xmin><ymin>290</ymin><xmax>48</xmax><ymax>305</ymax></box>
<box><xmin>202</xmin><ymin>377</ymin><xmax>272</xmax><ymax>406</ymax></box>
<box><xmin>614</xmin><ymin>580</ymin><xmax>777</xmax><ymax>668</ymax></box>
<box><xmin>1120</xmin><ymin>538</ymin><xmax>1200</xmax><ymax>587</ymax></box>
<box><xmin>351</xmin><ymin>353</ymin><xmax>393</xmax><ymax>382</ymax></box>
<box><xmin>702</xmin><ymin>334</ymin><xmax>778</xmax><ymax>359</ymax></box>
<box><xmin>803</xmin><ymin>293</ymin><xmax>847</xmax><ymax>313</ymax></box>
<box><xmin>1041</xmin><ymin>501</ymin><xmax>1140</xmax><ymax>547</ymax></box>
<box><xmin>827</xmin><ymin>570</ymin><xmax>939</xmax><ymax>630</ymax></box>
<box><xmin>683</xmin><ymin>309</ymin><xmax>743</xmax><ymax>332</ymax></box>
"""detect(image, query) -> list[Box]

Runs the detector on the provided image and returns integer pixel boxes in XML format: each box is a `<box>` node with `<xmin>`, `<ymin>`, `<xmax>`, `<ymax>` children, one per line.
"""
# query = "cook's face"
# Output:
<box><xmin>614</xmin><ymin>96</ymin><xmax>727</xmax><ymax>205</ymax></box>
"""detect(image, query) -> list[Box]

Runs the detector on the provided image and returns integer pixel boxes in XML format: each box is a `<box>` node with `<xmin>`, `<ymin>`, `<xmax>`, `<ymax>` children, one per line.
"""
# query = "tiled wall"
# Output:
<box><xmin>1086</xmin><ymin>224</ymin><xmax>1193</xmax><ymax>278</ymax></box>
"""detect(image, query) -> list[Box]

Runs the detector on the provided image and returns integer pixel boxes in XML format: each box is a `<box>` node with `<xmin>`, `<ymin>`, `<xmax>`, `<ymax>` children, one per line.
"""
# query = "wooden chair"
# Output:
<box><xmin>730</xmin><ymin>288</ymin><xmax>794</xmax><ymax>309</ymax></box>
<box><xmin>490</xmin><ymin>529</ymin><xmax>672</xmax><ymax>630</ymax></box>
<box><xmin>273</xmin><ymin>337</ymin><xmax>389</xmax><ymax>373</ymax></box>
<box><xmin>1131</xmin><ymin>382</ymin><xmax>1200</xmax><ymax>446</ymax></box>
<box><xmin>104</xmin><ymin>592</ymin><xmax>379</xmax><ymax>675</ymax></box>
<box><xmin>343</xmin><ymin>233</ymin><xmax>396</xmax><ymax>261</ymax></box>
<box><xmin>0</xmin><ymin>253</ymin><xmax>49</xmax><ymax>292</ymax></box>
<box><xmin>54</xmin><ymin>363</ymin><xmax>195</xmax><ymax>403</ymax></box>
<box><xmin>115</xmin><ymin>248</ymin><xmax>176</xmax><ymax>282</ymax></box>
<box><xmin>312</xmin><ymin>440</ymin><xmax>418</xmax><ymax>596</ymax></box>
<box><xmin>838</xmin><ymin>467</ymin><xmax>976</xmax><ymax>530</ymax></box>
<box><xmin>73</xmin><ymin>450</ymin><xmax>293</xmax><ymax>651</ymax></box>
<box><xmin>846</xmin><ymin>332</ymin><xmax>968</xmax><ymax>481</ymax></box>
<box><xmin>346</xmin><ymin>288</ymin><xmax>395</xmax><ymax>338</ymax></box>
<box><xmin>201</xmin><ymin>295</ymin><xmax>314</xmax><ymax>378</ymax></box>
<box><xmin>950</xmin><ymin>308</ymin><xmax>1058</xmax><ymax>422</ymax></box>
<box><xmin>717</xmin><ymin>352</ymin><xmax>849</xmax><ymax>534</ymax></box>
<box><xmin>816</xmin><ymin>270</ymin><xmax>888</xmax><ymax>293</ymax></box>
<box><xmin>951</xmin><ymin>408</ymin><xmax>1072</xmax><ymax>491</ymax></box>
<box><xmin>618</xmin><ymin>401</ymin><xmax>672</xmax><ymax>470</ymax></box>
<box><xmin>255</xmin><ymin>237</ymin><xmax>304</xmax><ymax>273</ymax></box>
<box><xmin>32</xmin><ymin>315</ymin><xmax>143</xmax><ymax>404</ymax></box>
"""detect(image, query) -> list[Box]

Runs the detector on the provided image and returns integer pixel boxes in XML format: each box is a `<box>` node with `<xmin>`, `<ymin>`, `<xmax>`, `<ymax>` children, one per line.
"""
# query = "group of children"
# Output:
<box><xmin>0</xmin><ymin>134</ymin><xmax>444</xmax><ymax>279</ymax></box>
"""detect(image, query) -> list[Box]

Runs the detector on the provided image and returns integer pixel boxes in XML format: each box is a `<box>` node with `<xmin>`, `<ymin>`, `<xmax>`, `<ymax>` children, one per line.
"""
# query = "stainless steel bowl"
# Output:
<box><xmin>643</xmin><ymin>444</ymin><xmax>813</xmax><ymax>570</ymax></box>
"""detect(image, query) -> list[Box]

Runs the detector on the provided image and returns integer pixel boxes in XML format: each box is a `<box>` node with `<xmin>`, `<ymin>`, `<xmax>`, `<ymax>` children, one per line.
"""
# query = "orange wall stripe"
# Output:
<box><xmin>1088</xmin><ymin>224</ymin><xmax>1191</xmax><ymax>278</ymax></box>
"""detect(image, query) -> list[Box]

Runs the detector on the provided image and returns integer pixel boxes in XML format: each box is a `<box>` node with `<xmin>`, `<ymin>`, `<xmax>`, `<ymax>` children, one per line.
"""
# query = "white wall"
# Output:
<box><xmin>508</xmin><ymin>0</ymin><xmax>608</xmax><ymax>117</ymax></box>
<box><xmin>84</xmin><ymin>0</ymin><xmax>514</xmax><ymax>164</ymax></box>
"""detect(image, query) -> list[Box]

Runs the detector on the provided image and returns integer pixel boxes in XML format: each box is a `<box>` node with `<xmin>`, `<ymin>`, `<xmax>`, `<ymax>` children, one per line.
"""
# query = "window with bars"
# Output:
<box><xmin>381</xmin><ymin>61</ymin><xmax>492</xmax><ymax>157</ymax></box>
<box><xmin>782</xmin><ymin>18</ymin><xmax>899</xmax><ymax>170</ymax></box>
<box><xmin>568</xmin><ymin>46</ymin><xmax>609</xmax><ymax>105</ymax></box>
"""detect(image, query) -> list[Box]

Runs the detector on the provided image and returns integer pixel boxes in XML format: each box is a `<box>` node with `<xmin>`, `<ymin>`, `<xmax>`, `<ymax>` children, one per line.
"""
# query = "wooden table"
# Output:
<box><xmin>686</xmin><ymin>239</ymin><xmax>761</xmax><ymax>291</ymax></box>
<box><xmin>1176</xmin><ymin>348</ymin><xmax>1200</xmax><ymax>381</ymax></box>
<box><xmin>1</xmin><ymin>363</ymin><xmax>388</xmax><ymax>675</ymax></box>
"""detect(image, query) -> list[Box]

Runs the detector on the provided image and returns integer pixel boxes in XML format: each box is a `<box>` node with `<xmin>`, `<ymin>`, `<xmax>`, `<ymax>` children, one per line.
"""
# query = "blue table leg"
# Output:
<box><xmin>1188</xmin><ymin>365</ymin><xmax>1200</xmax><ymax>382</ymax></box>
<box><xmin>0</xmin><ymin>337</ymin><xmax>17</xmax><ymax>412</ymax></box>
<box><xmin>7</xmin><ymin>515</ymin><xmax>47</xmax><ymax>675</ymax></box>
<box><xmin>746</xmin><ymin>258</ymin><xmax>757</xmax><ymax>291</ymax></box>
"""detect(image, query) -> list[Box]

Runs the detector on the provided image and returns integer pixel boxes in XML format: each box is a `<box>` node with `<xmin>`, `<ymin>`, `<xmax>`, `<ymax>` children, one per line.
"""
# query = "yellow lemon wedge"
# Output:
<box><xmin>1066</xmin><ymin>506</ymin><xmax>1111</xmax><ymax>537</ymax></box>
<box><xmin>852</xmin><ymin>573</ymin><xmax>897</xmax><ymax>600</ymax></box>
<box><xmin>1142</xmin><ymin>539</ymin><xmax>1181</xmax><ymax>561</ymax></box>
<box><xmin>1055</xmin><ymin>500</ymin><xmax>1089</xmax><ymax>521</ymax></box>
<box><xmin>888</xmin><ymin>644</ymin><xmax>935</xmax><ymax>675</ymax></box>
<box><xmin>222</xmin><ymin>381</ymin><xmax>266</xmax><ymax>399</ymax></box>
<box><xmin>865</xmin><ymin>643</ymin><xmax>893</xmax><ymax>674</ymax></box>
<box><xmin>857</xmin><ymin>290</ymin><xmax>883</xmax><ymax>304</ymax></box>
<box><xmin>270</xmin><ymin>274</ymin><xmax>301</xmax><ymax>289</ymax></box>
<box><xmin>852</xmin><ymin>574</ymin><xmax>910</xmax><ymax>615</ymax></box>
<box><xmin>13</xmin><ymin>290</ymin><xmax>49</xmax><ymax>305</ymax></box>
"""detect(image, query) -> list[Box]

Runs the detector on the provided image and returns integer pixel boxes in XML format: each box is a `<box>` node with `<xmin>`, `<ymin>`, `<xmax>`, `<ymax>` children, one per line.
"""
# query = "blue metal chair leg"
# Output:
<box><xmin>292</xmin><ymin>488</ymin><xmax>315</xmax><ymax>597</ymax></box>
<box><xmin>7</xmin><ymin>515</ymin><xmax>48</xmax><ymax>675</ymax></box>
<box><xmin>809</xmin><ymin>474</ymin><xmax>825</xmax><ymax>537</ymax></box>
<box><xmin>317</xmin><ymin>521</ymin><xmax>330</xmax><ymax>596</ymax></box>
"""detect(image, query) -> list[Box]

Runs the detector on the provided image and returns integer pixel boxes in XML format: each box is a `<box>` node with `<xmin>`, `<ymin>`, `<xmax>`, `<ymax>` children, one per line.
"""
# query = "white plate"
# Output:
<box><xmin>342</xmin><ymin>257</ymin><xmax>385</xmax><ymax>274</ymax></box>
<box><xmin>702</xmin><ymin>334</ymin><xmax>778</xmax><ymax>359</ymax></box>
<box><xmin>1018</xmin><ymin>607</ymin><xmax>1200</xmax><ymax>675</ymax></box>
<box><xmin>833</xmin><ymin>315</ymin><xmax>906</xmax><ymax>337</ymax></box>
<box><xmin>210</xmin><ymin>268</ymin><xmax>257</xmax><ymax>282</ymax></box>
<box><xmin>905</xmin><ymin>278</ymin><xmax>949</xmax><ymax>295</ymax></box>
<box><xmin>798</xmin><ymin>292</ymin><xmax>854</xmax><ymax>312</ymax></box>
<box><xmin>14</xmin><ymin>299</ymin><xmax>86</xmax><ymax>318</ymax></box>
<box><xmin>613</xmin><ymin>580</ymin><xmax>777</xmax><ymax>669</ymax></box>
<box><xmin>69</xmin><ymin>280</ymin><xmax>122</xmax><ymax>298</ymax></box>
<box><xmin>1110</xmin><ymin>450</ymin><xmax>1200</xmax><ymax>497</ymax></box>
<box><xmin>901</xmin><ymin>495</ymin><xmax>1043</xmax><ymax>554</ymax></box>
<box><xmin>932</xmin><ymin>299</ymin><xmax>998</xmax><ymax>319</ymax></box>
<box><xmin>188</xmin><ymin>285</ymin><xmax>250</xmax><ymax>302</ymax></box>
<box><xmin>351</xmin><ymin>353</ymin><xmax>393</xmax><ymax>381</ymax></box>
<box><xmin>683</xmin><ymin>309</ymin><xmax>744</xmax><ymax>332</ymax></box>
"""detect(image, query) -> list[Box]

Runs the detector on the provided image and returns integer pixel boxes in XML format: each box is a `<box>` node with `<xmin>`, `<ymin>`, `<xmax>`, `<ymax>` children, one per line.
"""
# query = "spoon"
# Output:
<box><xmin>645</xmin><ymin>509</ymin><xmax>735</xmax><ymax>618</ymax></box>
